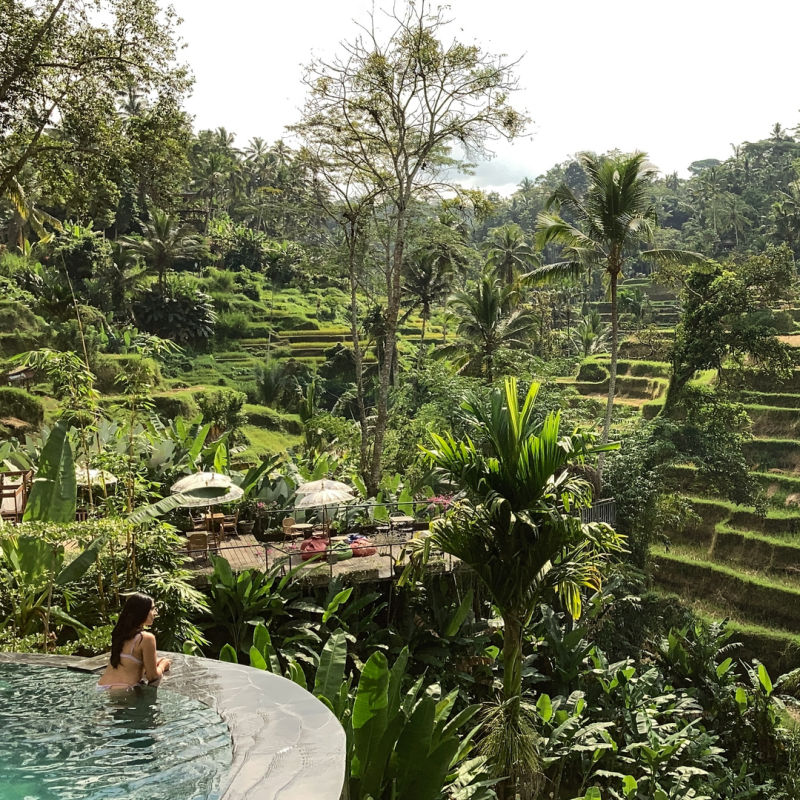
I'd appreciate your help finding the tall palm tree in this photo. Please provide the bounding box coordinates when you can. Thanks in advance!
[402,250,451,366]
[533,152,702,475]
[435,274,534,382]
[407,378,622,799]
[483,222,538,285]
[120,208,204,292]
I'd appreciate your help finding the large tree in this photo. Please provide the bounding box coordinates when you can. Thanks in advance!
[664,244,795,410]
[293,0,526,495]
[0,0,189,201]
[534,152,702,479]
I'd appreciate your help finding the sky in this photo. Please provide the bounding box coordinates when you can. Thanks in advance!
[171,0,800,196]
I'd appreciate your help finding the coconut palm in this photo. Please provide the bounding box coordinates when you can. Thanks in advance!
[402,250,451,365]
[572,309,610,357]
[435,274,534,382]
[483,222,538,285]
[408,378,623,798]
[120,208,204,292]
[533,152,703,474]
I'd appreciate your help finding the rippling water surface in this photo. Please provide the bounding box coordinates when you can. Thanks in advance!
[0,663,233,800]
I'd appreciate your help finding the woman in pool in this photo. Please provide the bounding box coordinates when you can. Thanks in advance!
[97,593,171,691]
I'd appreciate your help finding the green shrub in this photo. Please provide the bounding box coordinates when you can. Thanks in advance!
[152,391,200,420]
[0,300,47,333]
[198,388,248,439]
[641,399,664,420]
[204,268,236,292]
[216,311,250,340]
[245,322,273,339]
[134,278,216,344]
[93,354,162,393]
[576,359,608,382]
[0,331,42,357]
[243,403,303,434]
[0,386,44,425]
[772,310,795,334]
[271,313,319,331]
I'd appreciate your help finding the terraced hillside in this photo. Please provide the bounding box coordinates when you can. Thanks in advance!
[156,283,446,461]
[565,280,800,670]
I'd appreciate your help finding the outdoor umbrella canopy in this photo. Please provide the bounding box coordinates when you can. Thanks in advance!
[294,487,354,508]
[169,471,243,508]
[294,485,354,529]
[172,484,243,508]
[171,472,233,493]
[295,479,352,496]
[75,467,118,486]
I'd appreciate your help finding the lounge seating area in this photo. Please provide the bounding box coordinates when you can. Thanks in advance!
[182,507,440,583]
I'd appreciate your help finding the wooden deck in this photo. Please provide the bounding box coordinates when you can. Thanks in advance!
[185,530,459,585]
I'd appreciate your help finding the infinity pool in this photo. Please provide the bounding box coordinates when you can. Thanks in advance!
[0,663,233,800]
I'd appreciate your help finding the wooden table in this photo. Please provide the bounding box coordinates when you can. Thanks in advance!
[290,523,314,537]
[205,513,224,532]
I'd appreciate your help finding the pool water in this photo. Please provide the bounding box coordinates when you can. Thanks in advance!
[0,663,233,800]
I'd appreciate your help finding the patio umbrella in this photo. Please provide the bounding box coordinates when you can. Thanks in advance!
[295,479,352,495]
[75,467,118,486]
[294,485,354,529]
[171,471,232,493]
[170,471,243,509]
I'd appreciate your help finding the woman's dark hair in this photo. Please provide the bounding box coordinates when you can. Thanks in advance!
[109,593,154,668]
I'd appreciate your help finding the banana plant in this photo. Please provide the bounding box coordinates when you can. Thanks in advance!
[0,533,105,642]
[23,419,76,523]
[342,648,483,800]
[220,626,488,800]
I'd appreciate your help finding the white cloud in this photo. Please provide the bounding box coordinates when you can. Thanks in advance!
[173,0,800,194]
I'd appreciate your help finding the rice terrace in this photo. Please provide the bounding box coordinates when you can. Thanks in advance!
[2,1,800,798]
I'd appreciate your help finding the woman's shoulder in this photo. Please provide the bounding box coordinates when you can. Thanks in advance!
[139,631,156,644]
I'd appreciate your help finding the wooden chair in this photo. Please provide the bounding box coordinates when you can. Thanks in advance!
[221,511,239,538]
[186,532,209,561]
[189,512,206,531]
[282,516,296,541]
[0,471,28,523]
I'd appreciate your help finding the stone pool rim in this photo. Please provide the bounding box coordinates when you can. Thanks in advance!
[0,651,346,800]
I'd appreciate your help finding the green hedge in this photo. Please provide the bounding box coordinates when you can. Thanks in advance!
[0,300,47,333]
[152,391,200,420]
[0,386,44,425]
[576,360,608,382]
[93,354,162,394]
[243,403,303,434]
[0,331,42,357]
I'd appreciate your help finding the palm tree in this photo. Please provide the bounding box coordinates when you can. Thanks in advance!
[483,222,538,285]
[435,274,535,382]
[120,208,204,292]
[533,152,702,475]
[402,250,451,366]
[572,309,610,357]
[408,378,622,798]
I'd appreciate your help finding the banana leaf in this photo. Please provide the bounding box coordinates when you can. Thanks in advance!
[23,420,76,523]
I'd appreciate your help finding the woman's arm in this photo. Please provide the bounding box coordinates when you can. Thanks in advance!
[141,633,170,683]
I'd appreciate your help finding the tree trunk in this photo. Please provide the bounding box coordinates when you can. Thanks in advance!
[497,613,523,800]
[416,313,427,370]
[348,232,371,484]
[597,268,619,485]
[368,211,405,495]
